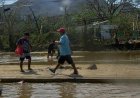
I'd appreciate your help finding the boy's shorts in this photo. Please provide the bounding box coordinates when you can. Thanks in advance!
[48,49,55,54]
[20,53,31,61]
[58,55,73,64]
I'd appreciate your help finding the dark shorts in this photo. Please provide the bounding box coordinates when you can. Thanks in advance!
[48,49,55,54]
[58,55,74,64]
[20,53,31,61]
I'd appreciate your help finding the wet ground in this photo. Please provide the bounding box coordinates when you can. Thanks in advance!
[0,51,140,98]
[1,83,140,98]
[0,51,140,65]
[0,51,140,81]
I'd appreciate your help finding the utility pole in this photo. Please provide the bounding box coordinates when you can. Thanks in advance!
[64,5,68,29]
[28,6,40,33]
[2,2,15,51]
[26,0,40,33]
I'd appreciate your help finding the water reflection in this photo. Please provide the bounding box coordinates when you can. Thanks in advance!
[2,83,19,98]
[18,83,32,98]
[1,83,140,98]
[31,83,61,98]
[59,83,76,98]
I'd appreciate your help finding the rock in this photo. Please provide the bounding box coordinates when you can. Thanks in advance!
[87,64,97,70]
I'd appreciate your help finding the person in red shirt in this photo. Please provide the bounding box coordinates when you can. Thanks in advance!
[16,33,32,72]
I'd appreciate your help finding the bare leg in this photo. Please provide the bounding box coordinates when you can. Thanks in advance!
[20,61,24,72]
[71,63,78,74]
[28,58,32,70]
[48,53,52,60]
[49,63,62,73]
[47,54,49,59]
[54,63,61,71]
[51,53,53,59]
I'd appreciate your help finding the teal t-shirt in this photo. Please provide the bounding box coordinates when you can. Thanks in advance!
[59,33,71,56]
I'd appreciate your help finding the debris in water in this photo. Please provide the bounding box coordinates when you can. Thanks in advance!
[18,80,25,84]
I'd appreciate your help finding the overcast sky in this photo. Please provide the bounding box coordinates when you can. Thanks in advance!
[0,0,18,5]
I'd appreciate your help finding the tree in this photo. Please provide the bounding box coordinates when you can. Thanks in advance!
[73,6,96,49]
[86,0,137,20]
[1,2,17,51]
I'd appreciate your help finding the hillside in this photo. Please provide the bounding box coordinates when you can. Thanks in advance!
[13,0,86,16]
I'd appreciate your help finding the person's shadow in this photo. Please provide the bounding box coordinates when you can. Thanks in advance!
[57,73,83,79]
[21,70,39,75]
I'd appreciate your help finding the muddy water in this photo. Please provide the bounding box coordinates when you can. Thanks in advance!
[0,51,140,64]
[1,83,140,98]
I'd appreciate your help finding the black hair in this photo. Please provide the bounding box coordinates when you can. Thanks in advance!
[53,40,55,42]
[24,33,30,36]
